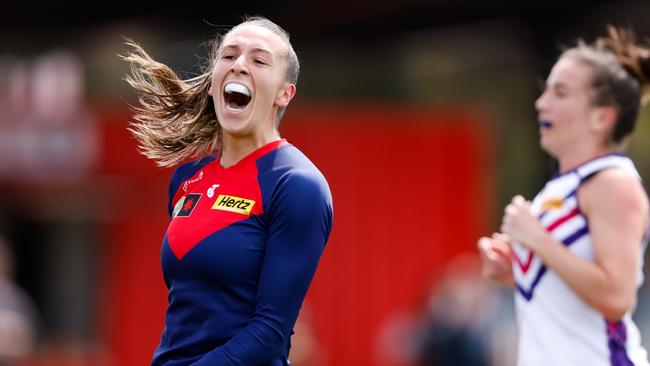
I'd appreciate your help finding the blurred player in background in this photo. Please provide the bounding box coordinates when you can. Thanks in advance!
[478,26,650,366]
[0,236,38,365]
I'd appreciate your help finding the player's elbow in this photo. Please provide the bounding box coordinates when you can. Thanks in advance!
[596,294,635,322]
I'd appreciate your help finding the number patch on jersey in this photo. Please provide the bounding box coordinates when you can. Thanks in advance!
[211,194,256,215]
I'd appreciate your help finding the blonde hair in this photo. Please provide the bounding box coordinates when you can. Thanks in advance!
[122,16,299,167]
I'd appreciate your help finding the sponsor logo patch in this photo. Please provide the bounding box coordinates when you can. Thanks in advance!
[182,171,204,192]
[207,184,220,198]
[173,193,202,218]
[541,197,564,211]
[211,194,255,215]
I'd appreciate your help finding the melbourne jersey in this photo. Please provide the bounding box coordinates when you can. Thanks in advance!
[151,139,333,366]
[512,154,649,366]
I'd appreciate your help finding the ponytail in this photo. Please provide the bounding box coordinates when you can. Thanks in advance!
[603,26,650,105]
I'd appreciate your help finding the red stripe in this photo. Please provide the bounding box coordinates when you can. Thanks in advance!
[513,251,535,273]
[546,207,579,232]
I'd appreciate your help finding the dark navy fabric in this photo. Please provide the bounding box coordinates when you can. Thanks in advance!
[151,141,333,366]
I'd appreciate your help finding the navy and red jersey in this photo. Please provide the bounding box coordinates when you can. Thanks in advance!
[151,139,333,366]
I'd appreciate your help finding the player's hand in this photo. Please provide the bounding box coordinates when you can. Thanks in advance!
[501,195,546,251]
[477,232,513,287]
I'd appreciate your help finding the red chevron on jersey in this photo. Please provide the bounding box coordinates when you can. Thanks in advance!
[513,251,535,274]
[166,141,285,259]
[167,161,263,260]
[513,207,580,274]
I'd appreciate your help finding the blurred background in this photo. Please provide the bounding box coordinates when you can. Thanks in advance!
[1,1,650,365]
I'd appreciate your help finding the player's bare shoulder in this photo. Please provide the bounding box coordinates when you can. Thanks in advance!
[579,168,648,219]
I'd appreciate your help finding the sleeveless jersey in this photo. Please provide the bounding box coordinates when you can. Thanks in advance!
[512,154,649,366]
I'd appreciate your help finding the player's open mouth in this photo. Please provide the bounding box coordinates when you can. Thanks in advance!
[224,83,252,110]
[538,119,552,129]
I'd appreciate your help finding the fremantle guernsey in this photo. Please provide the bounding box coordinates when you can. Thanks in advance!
[513,154,649,366]
[151,139,333,366]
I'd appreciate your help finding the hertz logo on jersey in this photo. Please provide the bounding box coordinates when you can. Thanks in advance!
[211,194,256,215]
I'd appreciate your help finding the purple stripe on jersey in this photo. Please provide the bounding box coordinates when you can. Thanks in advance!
[561,226,588,246]
[548,152,627,180]
[515,226,588,301]
[538,211,547,221]
[566,187,578,199]
[516,267,547,301]
[607,320,635,366]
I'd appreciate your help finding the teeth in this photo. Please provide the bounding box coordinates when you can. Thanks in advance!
[224,83,250,96]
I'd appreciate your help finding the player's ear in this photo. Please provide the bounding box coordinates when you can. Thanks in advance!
[275,82,296,107]
[590,105,616,133]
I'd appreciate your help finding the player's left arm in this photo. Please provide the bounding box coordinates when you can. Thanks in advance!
[574,169,648,320]
[519,169,648,321]
[191,171,333,365]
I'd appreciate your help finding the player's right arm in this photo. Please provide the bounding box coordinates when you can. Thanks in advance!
[478,232,515,288]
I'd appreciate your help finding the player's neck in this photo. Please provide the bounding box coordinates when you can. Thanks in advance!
[557,144,615,173]
[220,132,281,168]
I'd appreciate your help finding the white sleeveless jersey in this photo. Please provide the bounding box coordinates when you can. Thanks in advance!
[513,154,649,366]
